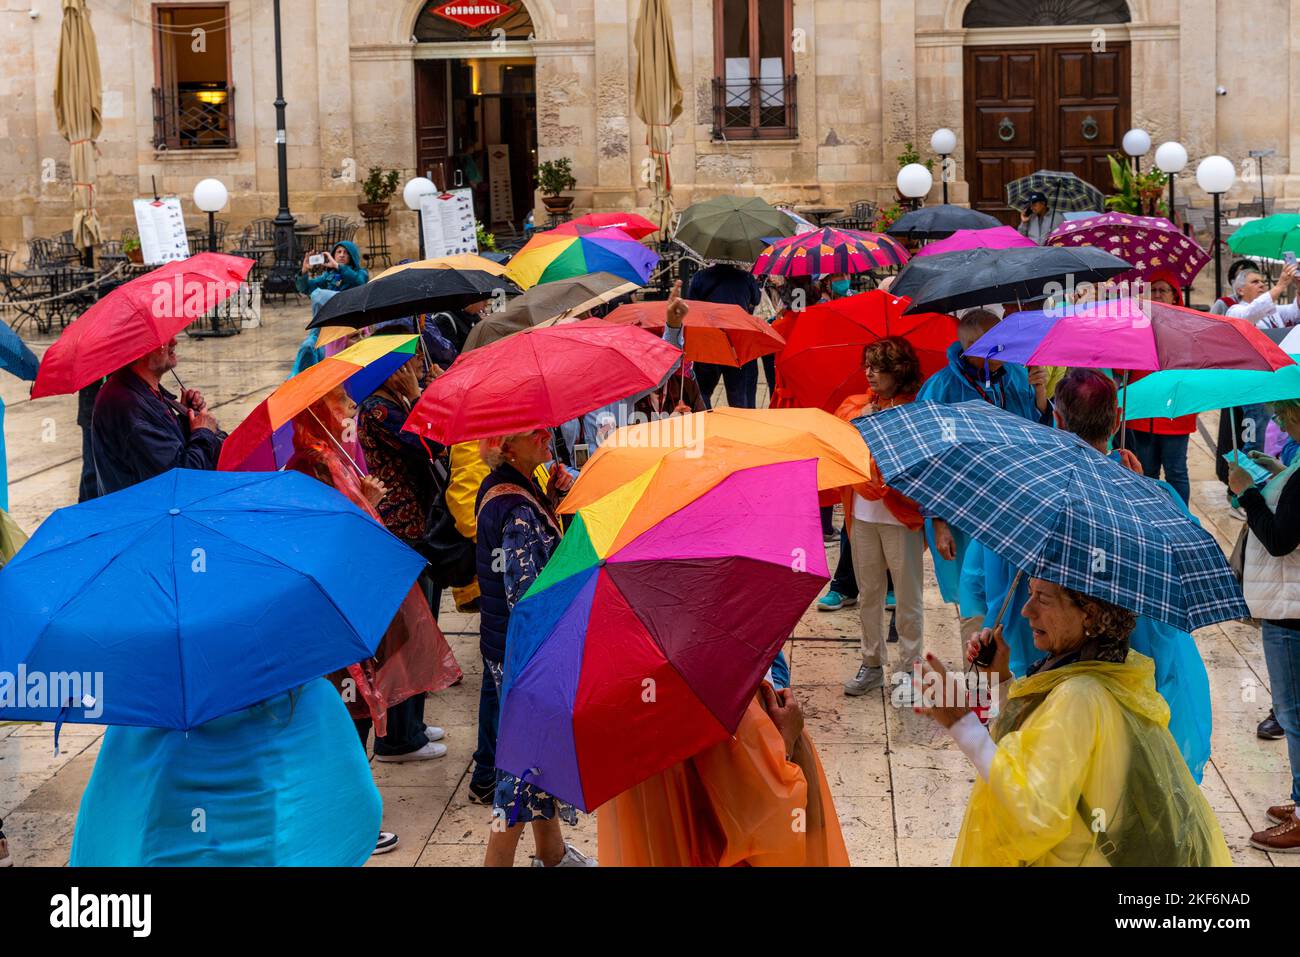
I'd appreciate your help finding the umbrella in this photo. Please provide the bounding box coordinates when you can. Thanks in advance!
[557,212,660,241]
[463,272,640,351]
[633,0,684,236]
[374,253,509,281]
[752,227,909,277]
[774,290,957,412]
[1227,213,1300,261]
[307,268,513,331]
[893,246,1132,315]
[504,227,658,290]
[855,401,1248,633]
[1005,170,1105,216]
[559,407,876,515]
[0,319,39,381]
[674,195,797,265]
[217,334,420,472]
[885,205,1002,241]
[54,0,102,252]
[1047,212,1211,287]
[0,507,26,571]
[1119,360,1300,422]
[31,253,254,398]
[402,317,682,445]
[496,457,828,812]
[913,226,1036,258]
[602,300,784,366]
[0,468,428,730]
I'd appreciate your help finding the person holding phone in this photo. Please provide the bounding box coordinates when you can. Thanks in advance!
[1016,191,1064,245]
[295,240,368,295]
[1226,263,1299,329]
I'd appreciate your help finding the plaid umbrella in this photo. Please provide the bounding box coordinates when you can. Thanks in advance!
[1048,212,1211,287]
[0,319,39,381]
[752,227,909,278]
[1006,171,1105,216]
[855,401,1247,633]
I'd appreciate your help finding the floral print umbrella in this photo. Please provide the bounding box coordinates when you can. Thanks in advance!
[1047,212,1211,288]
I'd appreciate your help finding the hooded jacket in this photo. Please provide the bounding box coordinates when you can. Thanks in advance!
[295,240,368,295]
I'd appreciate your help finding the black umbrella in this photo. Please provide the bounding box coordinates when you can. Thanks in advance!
[306,269,518,330]
[894,246,1132,315]
[886,205,1002,241]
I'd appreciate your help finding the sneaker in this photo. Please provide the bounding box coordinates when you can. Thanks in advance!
[885,590,896,611]
[0,821,10,867]
[818,591,846,612]
[1258,709,1285,740]
[374,741,448,763]
[844,664,884,696]
[1229,505,1246,521]
[372,831,400,856]
[1267,802,1297,826]
[1250,815,1300,853]
[823,531,836,543]
[424,726,446,743]
[532,842,597,867]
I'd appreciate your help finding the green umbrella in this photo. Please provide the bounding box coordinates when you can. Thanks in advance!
[1227,214,1300,260]
[1119,357,1300,421]
[673,195,796,265]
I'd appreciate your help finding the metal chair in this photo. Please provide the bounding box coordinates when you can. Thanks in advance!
[318,214,359,250]
[26,238,58,268]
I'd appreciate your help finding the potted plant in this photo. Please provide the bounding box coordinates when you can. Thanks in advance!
[123,235,143,264]
[476,221,498,252]
[872,202,904,233]
[358,167,401,219]
[1104,154,1169,217]
[536,157,577,214]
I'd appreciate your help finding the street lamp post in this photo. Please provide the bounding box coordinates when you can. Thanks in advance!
[267,0,296,294]
[1155,141,1188,222]
[897,164,933,211]
[930,129,957,205]
[403,176,435,260]
[193,178,228,253]
[1123,128,1151,176]
[1197,155,1237,301]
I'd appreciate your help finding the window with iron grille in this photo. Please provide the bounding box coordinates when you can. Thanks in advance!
[712,0,796,140]
[152,4,235,149]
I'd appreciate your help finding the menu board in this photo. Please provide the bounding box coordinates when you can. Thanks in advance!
[488,144,514,226]
[133,197,190,264]
[420,188,479,258]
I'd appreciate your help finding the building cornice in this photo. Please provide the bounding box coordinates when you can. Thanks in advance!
[350,39,594,61]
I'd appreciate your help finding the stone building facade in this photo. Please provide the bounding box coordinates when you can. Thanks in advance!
[3,0,1299,261]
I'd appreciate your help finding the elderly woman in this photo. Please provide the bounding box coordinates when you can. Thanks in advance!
[1230,396,1300,852]
[919,580,1231,866]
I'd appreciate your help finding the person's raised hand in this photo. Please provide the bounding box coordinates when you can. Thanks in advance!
[965,624,1011,682]
[188,407,218,434]
[181,388,207,413]
[1020,209,1031,224]
[1249,449,1286,475]
[549,461,574,493]
[666,280,688,329]
[323,251,339,270]
[392,360,421,401]
[933,519,956,561]
[301,252,312,274]
[759,683,805,759]
[361,475,388,507]
[916,654,972,729]
[1115,447,1144,475]
[1228,462,1257,496]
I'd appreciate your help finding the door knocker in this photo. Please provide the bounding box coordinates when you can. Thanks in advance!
[997,117,1016,142]
[1081,115,1099,141]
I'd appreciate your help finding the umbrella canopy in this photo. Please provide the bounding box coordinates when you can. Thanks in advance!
[1047,212,1211,288]
[602,300,784,366]
[1006,170,1105,215]
[557,213,660,242]
[0,319,39,381]
[402,317,681,444]
[374,253,509,281]
[1227,213,1300,261]
[505,227,658,290]
[856,401,1248,633]
[307,268,513,331]
[964,298,1295,372]
[885,205,1002,241]
[893,246,1131,315]
[559,407,876,514]
[674,195,797,265]
[54,0,102,251]
[752,227,909,277]
[463,272,640,351]
[633,0,684,235]
[0,469,427,730]
[775,290,957,412]
[496,457,828,812]
[1119,358,1300,421]
[913,226,1036,258]
[217,334,420,472]
[32,253,254,398]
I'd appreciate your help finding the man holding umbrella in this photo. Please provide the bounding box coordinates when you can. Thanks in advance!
[1018,192,1064,246]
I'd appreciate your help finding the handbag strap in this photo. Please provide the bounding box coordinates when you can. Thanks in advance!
[476,481,562,539]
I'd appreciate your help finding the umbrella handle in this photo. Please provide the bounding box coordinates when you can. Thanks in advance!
[308,408,365,477]
[1119,369,1129,451]
[970,568,1024,672]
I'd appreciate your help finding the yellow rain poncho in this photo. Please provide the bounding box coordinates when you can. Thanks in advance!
[954,652,1231,867]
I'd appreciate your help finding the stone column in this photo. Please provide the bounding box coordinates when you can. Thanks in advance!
[591,0,635,210]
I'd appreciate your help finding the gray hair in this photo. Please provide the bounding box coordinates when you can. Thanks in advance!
[1232,269,1260,296]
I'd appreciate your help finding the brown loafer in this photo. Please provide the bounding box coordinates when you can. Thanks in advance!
[1267,802,1297,826]
[1250,816,1300,853]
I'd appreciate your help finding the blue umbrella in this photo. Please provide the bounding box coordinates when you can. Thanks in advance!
[0,468,427,731]
[0,319,39,381]
[855,401,1247,633]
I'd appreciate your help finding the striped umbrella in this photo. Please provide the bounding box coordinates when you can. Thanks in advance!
[1006,170,1105,215]
[752,227,908,278]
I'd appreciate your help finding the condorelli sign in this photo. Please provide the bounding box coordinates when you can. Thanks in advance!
[431,1,513,29]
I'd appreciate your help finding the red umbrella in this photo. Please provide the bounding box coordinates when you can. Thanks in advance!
[774,290,957,413]
[555,212,659,240]
[402,317,682,445]
[32,253,254,398]
[602,300,784,366]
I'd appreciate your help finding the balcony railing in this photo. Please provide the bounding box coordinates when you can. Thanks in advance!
[711,75,797,140]
[152,85,236,150]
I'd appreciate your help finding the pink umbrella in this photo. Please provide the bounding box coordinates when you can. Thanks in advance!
[913,226,1037,258]
[1047,212,1211,288]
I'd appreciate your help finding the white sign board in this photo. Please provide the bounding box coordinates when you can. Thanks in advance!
[420,188,479,258]
[133,197,190,265]
[488,144,514,226]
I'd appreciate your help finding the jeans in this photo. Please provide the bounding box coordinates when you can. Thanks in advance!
[694,361,758,409]
[1241,403,1270,454]
[1262,622,1300,803]
[78,424,99,503]
[1127,431,1191,504]
[830,525,859,598]
[355,693,428,756]
[471,655,502,789]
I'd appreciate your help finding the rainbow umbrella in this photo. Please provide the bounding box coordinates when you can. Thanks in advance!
[505,227,658,290]
[752,226,909,277]
[496,457,828,812]
[218,334,419,472]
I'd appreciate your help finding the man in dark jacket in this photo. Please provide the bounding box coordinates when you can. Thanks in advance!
[91,337,225,496]
[687,263,762,408]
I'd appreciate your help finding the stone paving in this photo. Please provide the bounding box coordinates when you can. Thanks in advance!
[1,300,1296,867]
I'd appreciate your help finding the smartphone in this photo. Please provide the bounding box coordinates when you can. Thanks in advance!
[573,443,590,468]
[1285,251,1297,269]
[308,254,325,267]
[1223,450,1271,486]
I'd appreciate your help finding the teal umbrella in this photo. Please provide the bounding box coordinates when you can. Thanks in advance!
[1119,356,1300,421]
[1227,214,1300,260]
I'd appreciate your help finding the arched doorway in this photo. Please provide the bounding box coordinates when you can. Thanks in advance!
[961,0,1133,222]
[413,4,538,231]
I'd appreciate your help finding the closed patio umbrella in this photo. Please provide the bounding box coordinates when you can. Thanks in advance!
[634,0,684,235]
[54,0,103,254]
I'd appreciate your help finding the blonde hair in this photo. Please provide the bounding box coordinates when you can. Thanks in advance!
[479,430,548,469]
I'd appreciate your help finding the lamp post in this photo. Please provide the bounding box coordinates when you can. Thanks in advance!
[1196,155,1236,301]
[193,178,228,253]
[930,128,957,205]
[1123,128,1151,175]
[1154,141,1187,222]
[897,164,933,211]
[266,0,296,294]
[403,176,435,260]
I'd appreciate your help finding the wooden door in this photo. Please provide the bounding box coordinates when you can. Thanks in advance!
[1051,44,1129,194]
[414,60,452,191]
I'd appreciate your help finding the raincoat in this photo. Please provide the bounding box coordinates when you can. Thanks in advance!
[294,240,367,295]
[597,694,849,866]
[953,652,1231,867]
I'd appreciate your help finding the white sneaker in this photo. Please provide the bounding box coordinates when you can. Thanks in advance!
[375,741,448,763]
[531,842,598,867]
[424,726,445,743]
[372,831,400,856]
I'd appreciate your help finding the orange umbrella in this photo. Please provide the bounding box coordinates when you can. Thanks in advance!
[602,300,784,366]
